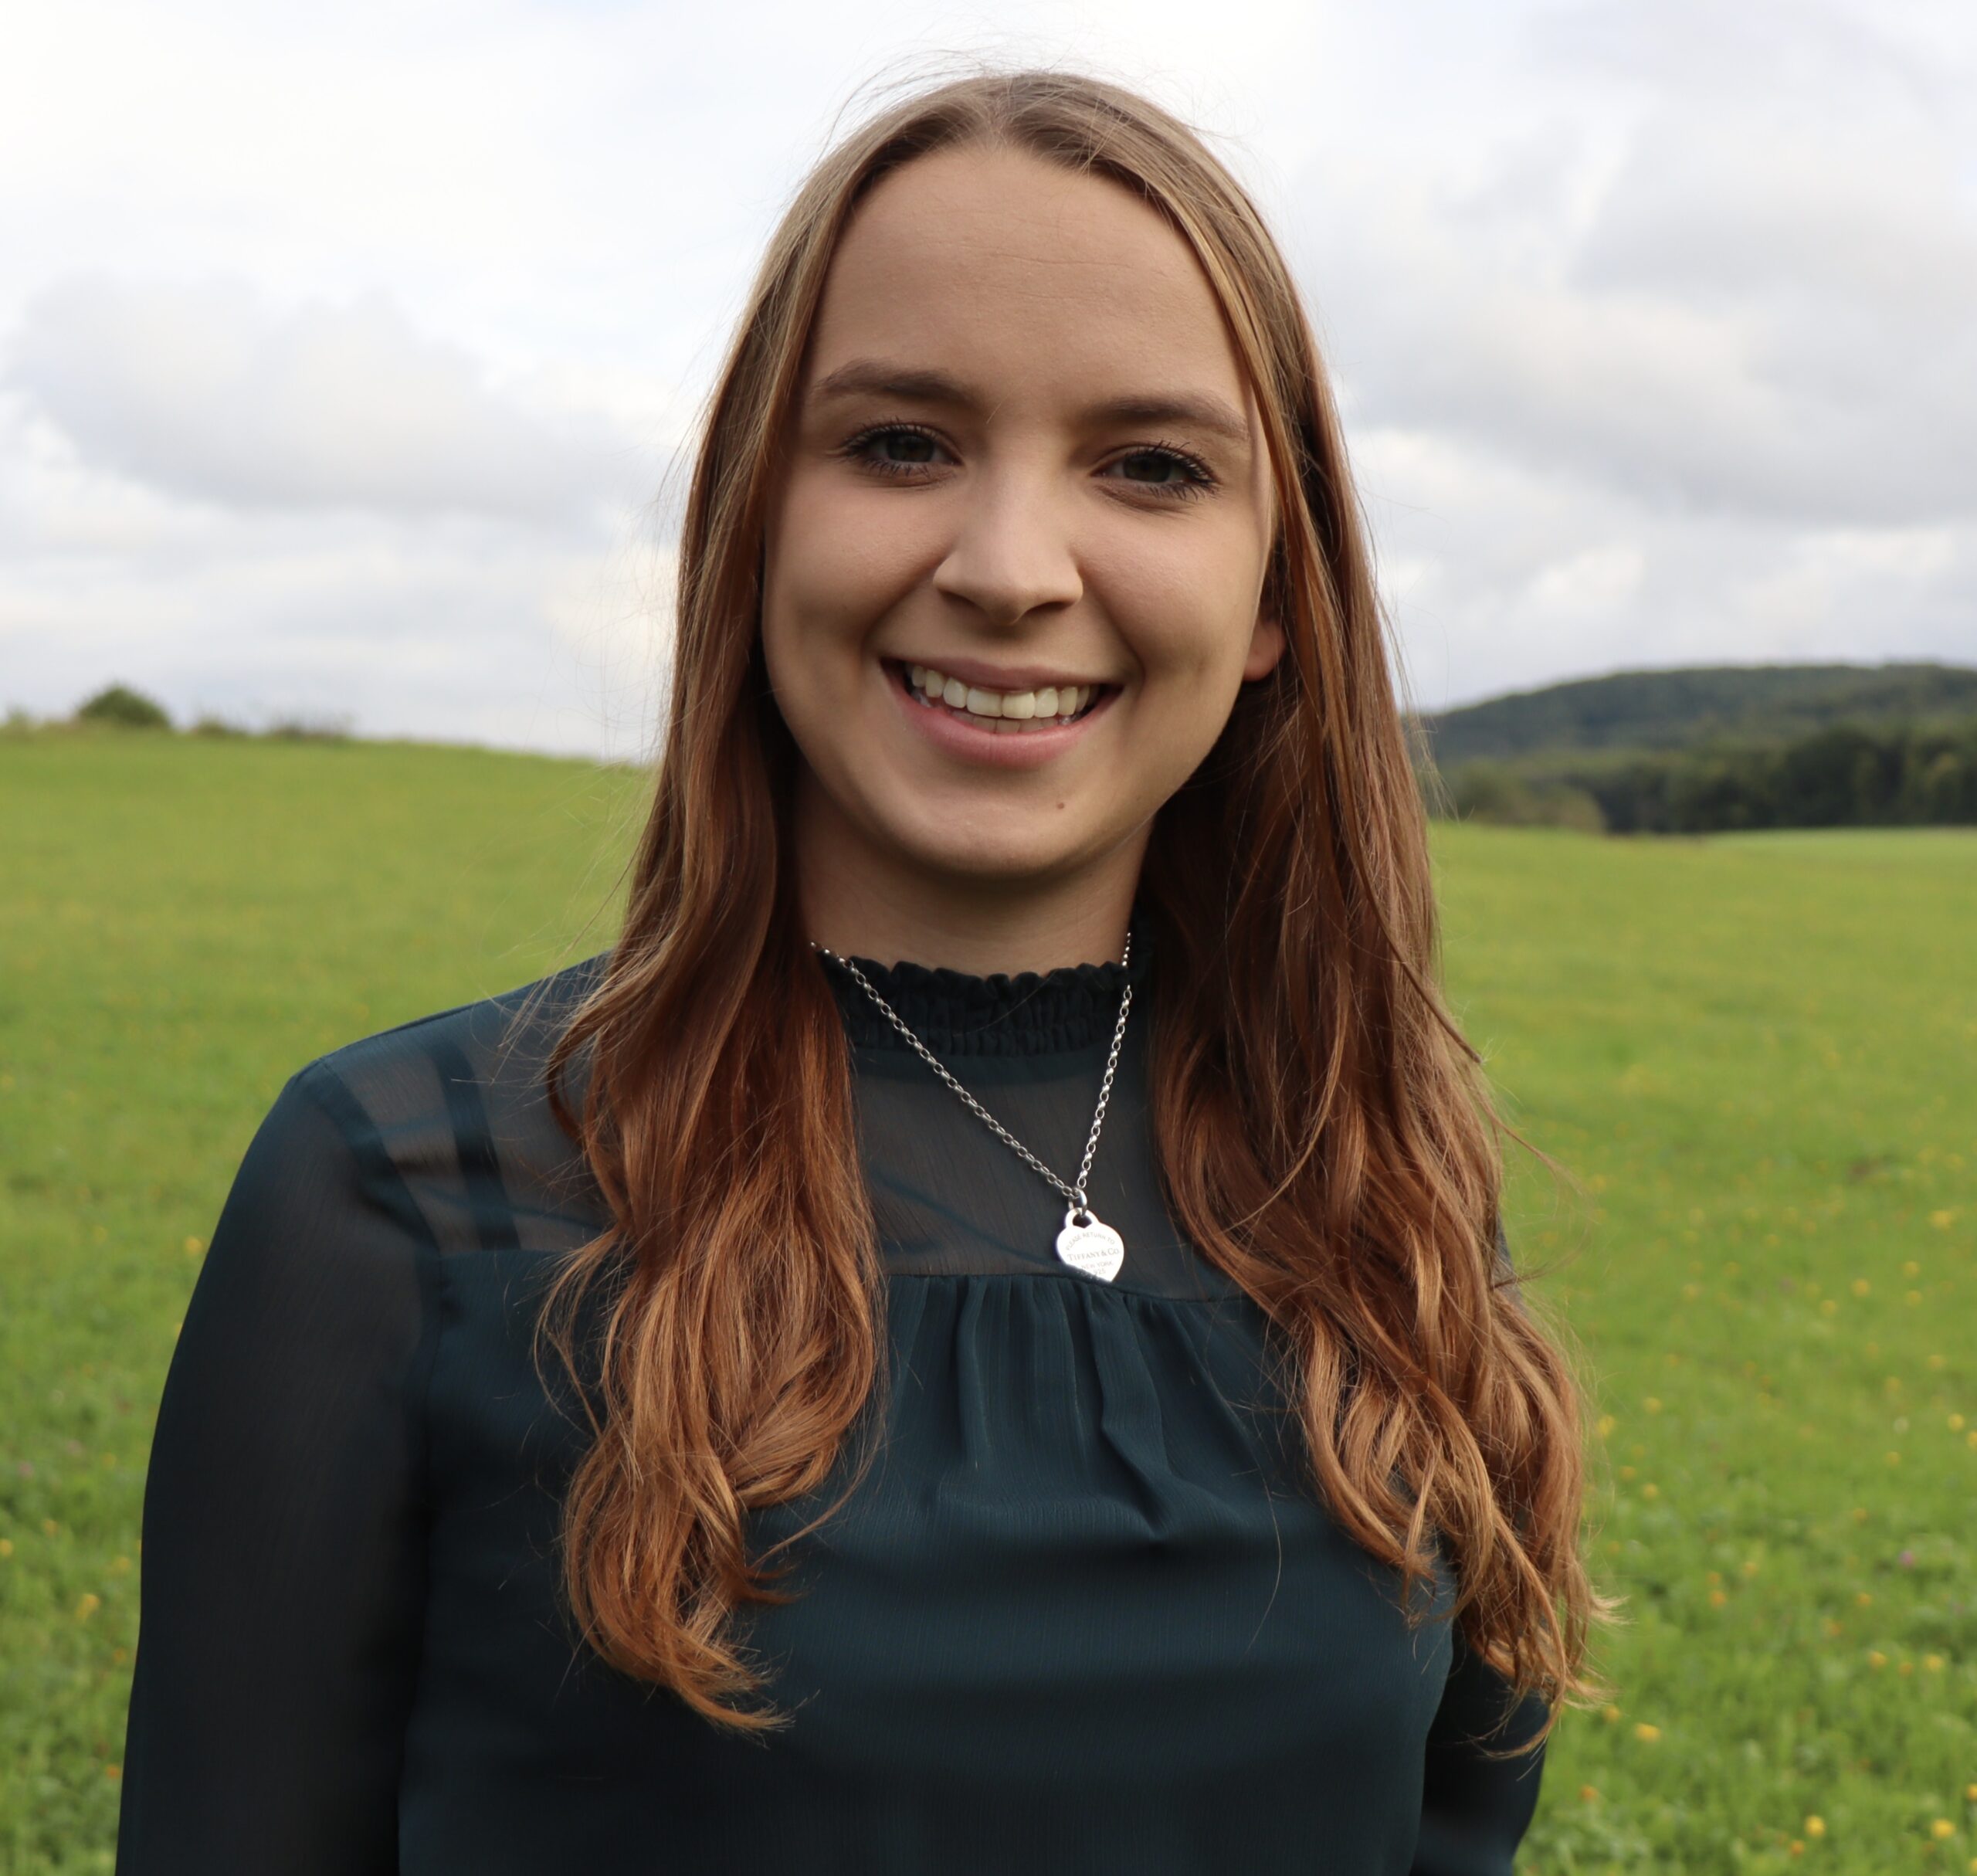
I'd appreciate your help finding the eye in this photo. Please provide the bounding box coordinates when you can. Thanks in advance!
[1104,443,1217,502]
[840,423,952,478]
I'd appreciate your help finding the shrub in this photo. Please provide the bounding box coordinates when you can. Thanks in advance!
[263,714,353,742]
[74,684,173,731]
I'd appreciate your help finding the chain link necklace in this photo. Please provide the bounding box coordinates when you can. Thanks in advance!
[813,935,1135,1282]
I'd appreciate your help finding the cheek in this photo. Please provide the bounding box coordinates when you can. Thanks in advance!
[761,479,919,766]
[1100,541,1264,687]
[765,473,918,654]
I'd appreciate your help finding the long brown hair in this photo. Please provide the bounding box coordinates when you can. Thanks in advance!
[534,64,1614,1742]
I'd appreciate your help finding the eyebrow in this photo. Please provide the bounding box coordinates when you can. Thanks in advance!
[806,360,1253,449]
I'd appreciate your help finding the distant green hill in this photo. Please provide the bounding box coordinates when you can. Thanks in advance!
[1417,661,1977,768]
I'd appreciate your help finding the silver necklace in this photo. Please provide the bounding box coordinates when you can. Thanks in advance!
[813,935,1135,1282]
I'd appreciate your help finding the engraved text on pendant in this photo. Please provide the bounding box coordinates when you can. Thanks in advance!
[1055,1207,1125,1282]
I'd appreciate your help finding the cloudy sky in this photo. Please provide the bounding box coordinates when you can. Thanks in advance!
[5,0,1973,759]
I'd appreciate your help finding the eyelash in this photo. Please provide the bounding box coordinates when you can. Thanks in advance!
[838,422,1219,503]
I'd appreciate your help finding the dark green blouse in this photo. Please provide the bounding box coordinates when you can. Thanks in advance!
[116,943,1548,1873]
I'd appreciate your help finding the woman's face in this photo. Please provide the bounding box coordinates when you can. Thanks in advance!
[761,142,1283,909]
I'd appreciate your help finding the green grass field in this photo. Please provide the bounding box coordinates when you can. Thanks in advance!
[2,730,1971,1874]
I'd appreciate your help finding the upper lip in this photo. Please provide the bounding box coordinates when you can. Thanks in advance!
[887,653,1118,693]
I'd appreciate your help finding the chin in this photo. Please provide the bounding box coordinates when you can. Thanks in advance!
[887,819,1097,889]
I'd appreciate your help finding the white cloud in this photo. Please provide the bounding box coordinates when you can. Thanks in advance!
[7,275,651,523]
[1524,544,1646,618]
[1302,86,1977,526]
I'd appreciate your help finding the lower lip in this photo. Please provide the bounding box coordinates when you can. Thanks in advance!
[887,664,1115,769]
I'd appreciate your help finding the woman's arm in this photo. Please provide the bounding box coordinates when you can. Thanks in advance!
[116,1063,436,1874]
[1410,1213,1552,1873]
[1410,1627,1551,1875]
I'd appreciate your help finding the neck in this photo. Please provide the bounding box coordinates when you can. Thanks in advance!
[795,789,1143,978]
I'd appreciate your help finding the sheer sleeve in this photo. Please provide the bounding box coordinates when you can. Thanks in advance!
[1409,1627,1550,1874]
[115,1060,436,1874]
[1409,1213,1551,1872]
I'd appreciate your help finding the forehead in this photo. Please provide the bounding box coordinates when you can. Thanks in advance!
[802,143,1253,417]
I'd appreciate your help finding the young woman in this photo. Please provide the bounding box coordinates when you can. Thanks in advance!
[117,67,1607,1875]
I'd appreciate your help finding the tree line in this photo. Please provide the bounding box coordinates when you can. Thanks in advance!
[1436,718,1977,833]
[2,683,351,742]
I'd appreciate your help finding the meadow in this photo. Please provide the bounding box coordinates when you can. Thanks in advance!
[1,730,1971,1873]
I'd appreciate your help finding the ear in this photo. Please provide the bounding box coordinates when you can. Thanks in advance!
[1241,609,1287,683]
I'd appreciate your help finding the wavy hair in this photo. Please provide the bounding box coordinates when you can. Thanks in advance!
[533,64,1615,1743]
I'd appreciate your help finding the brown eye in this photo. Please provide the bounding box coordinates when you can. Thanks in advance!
[1106,443,1216,502]
[843,424,950,477]
[1119,450,1182,483]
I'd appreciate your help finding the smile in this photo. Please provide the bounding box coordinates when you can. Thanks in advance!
[890,660,1109,734]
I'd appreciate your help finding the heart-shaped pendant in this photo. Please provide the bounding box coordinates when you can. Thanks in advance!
[1055,1206,1125,1282]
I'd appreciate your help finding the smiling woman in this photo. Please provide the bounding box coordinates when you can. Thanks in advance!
[115,66,1610,1876]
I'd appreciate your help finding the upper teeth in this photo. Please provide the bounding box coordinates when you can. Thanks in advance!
[906,664,1094,723]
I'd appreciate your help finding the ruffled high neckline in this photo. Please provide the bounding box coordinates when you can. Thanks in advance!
[823,925,1149,1057]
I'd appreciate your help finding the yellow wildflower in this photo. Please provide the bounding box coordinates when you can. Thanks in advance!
[1924,1654,1945,1672]
[1851,1278,1870,1297]
[1633,1722,1660,1743]
[1805,1816,1826,1839]
[1930,1819,1953,1840]
[75,1593,100,1620]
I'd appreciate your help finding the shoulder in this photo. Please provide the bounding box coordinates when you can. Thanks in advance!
[300,950,610,1105]
[258,952,614,1257]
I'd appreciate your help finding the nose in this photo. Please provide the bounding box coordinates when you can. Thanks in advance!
[929,461,1084,629]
